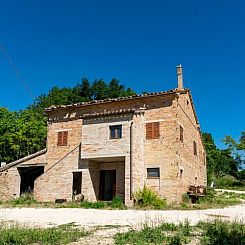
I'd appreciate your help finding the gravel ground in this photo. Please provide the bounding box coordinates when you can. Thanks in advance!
[0,204,244,228]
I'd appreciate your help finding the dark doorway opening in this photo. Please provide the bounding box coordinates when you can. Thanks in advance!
[18,166,44,194]
[72,172,82,195]
[99,170,116,201]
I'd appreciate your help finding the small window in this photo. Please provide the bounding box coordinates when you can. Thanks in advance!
[180,169,183,179]
[180,125,183,143]
[193,141,197,155]
[57,131,68,146]
[147,168,160,178]
[146,122,160,139]
[110,125,122,139]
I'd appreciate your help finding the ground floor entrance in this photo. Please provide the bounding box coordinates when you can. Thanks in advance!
[99,170,116,201]
[18,166,44,194]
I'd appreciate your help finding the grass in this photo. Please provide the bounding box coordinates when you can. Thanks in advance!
[0,194,127,210]
[216,186,245,191]
[0,189,244,210]
[115,220,245,245]
[134,185,167,209]
[115,220,192,245]
[199,220,245,245]
[177,189,245,210]
[0,223,88,245]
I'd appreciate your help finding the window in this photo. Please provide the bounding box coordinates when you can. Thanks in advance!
[180,169,183,179]
[146,122,160,139]
[110,125,122,139]
[193,141,197,155]
[147,168,160,178]
[57,131,68,146]
[180,125,183,143]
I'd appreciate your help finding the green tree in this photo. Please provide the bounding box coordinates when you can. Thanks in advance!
[202,133,239,183]
[223,132,245,180]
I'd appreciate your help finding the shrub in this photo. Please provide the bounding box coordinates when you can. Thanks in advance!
[134,186,167,209]
[111,196,125,209]
[11,192,38,206]
[181,193,191,204]
[80,200,105,209]
[200,220,245,245]
[215,175,244,188]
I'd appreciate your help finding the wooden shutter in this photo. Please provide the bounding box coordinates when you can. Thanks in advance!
[193,141,197,155]
[180,125,183,142]
[57,131,68,146]
[146,123,153,139]
[153,122,160,138]
[57,132,63,146]
[146,122,160,139]
[63,131,68,146]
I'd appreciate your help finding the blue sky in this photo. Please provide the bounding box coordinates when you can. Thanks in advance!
[0,0,244,148]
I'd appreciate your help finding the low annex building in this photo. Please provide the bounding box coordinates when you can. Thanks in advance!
[0,65,206,205]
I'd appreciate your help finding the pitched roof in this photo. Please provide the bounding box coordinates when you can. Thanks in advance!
[44,87,200,127]
[45,88,183,112]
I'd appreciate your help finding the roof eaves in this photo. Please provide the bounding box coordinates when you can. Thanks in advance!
[45,89,186,112]
[0,149,47,172]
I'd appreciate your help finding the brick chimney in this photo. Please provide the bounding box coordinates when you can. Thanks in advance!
[176,64,183,90]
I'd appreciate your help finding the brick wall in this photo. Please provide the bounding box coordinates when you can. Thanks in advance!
[0,91,206,205]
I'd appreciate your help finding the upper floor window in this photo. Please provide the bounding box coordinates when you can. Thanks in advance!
[146,122,160,139]
[180,125,184,143]
[110,125,122,139]
[147,167,160,178]
[57,131,68,146]
[193,141,197,156]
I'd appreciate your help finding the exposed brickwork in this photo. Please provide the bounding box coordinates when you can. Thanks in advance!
[0,87,206,205]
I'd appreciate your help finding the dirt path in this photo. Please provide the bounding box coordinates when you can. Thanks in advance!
[0,204,244,228]
[215,188,245,194]
[0,205,244,244]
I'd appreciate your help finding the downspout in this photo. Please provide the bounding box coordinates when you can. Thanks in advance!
[130,121,133,199]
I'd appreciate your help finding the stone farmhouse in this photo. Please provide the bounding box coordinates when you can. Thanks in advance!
[0,65,206,205]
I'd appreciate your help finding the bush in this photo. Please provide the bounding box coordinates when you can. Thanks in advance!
[134,186,167,209]
[11,192,38,206]
[111,196,125,209]
[215,175,244,188]
[181,193,191,204]
[200,220,245,245]
[80,200,105,209]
